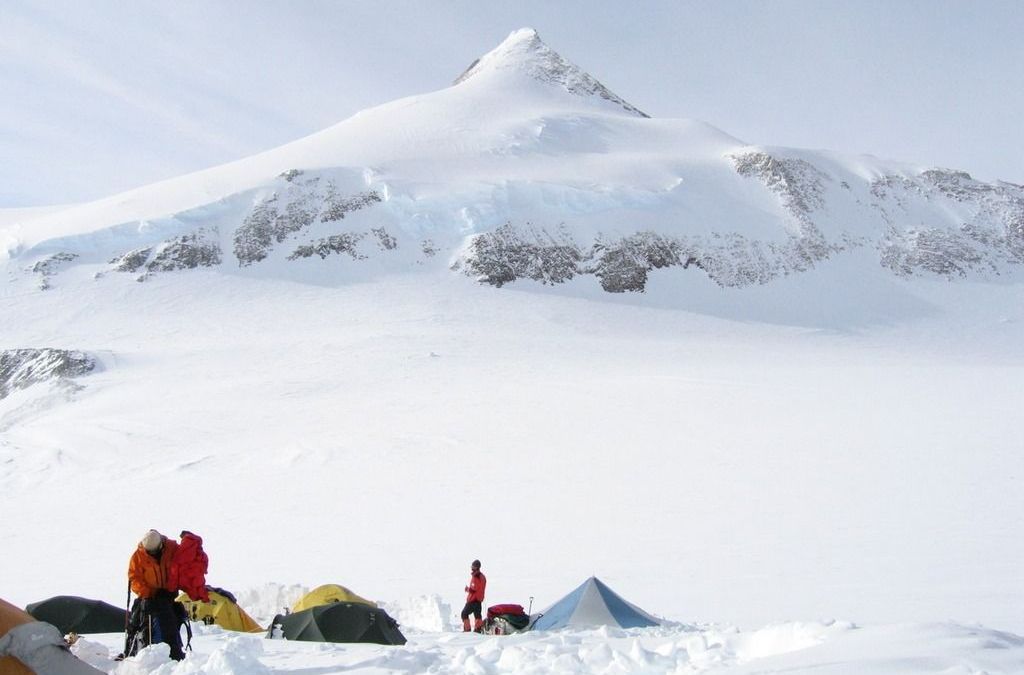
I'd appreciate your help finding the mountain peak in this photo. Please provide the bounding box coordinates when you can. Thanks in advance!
[453,28,649,118]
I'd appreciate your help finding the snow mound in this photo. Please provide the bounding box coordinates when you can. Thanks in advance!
[380,595,456,633]
[726,620,855,662]
[193,635,270,675]
[112,634,269,675]
[69,636,114,670]
[235,584,308,626]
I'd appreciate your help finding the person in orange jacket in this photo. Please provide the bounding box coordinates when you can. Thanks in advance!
[128,530,178,599]
[460,559,487,632]
[123,530,185,661]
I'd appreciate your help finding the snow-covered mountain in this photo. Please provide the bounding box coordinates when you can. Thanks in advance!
[3,28,1021,296]
[3,29,1024,674]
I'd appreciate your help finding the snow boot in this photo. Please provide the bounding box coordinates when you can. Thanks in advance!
[473,618,485,633]
[462,618,471,632]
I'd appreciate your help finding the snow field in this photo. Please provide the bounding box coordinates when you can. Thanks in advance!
[2,270,1022,635]
[67,619,1024,674]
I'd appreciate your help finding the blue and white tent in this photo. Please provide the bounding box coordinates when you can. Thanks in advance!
[531,577,661,630]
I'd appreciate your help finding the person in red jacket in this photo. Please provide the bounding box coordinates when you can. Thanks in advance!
[460,559,486,632]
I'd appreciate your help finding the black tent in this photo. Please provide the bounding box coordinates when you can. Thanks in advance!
[271,602,406,645]
[25,596,127,635]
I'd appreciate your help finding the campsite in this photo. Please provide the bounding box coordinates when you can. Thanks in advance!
[1,578,676,674]
[5,581,1024,674]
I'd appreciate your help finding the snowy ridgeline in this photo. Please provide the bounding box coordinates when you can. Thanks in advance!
[458,161,1024,292]
[13,159,1024,295]
[68,618,1024,674]
[5,27,1023,297]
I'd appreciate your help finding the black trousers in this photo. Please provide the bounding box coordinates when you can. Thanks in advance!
[126,595,185,661]
[461,601,482,621]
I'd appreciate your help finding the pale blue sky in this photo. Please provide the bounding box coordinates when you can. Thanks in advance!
[2,0,1021,206]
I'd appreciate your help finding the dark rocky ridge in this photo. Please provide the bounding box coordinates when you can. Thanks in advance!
[29,252,78,290]
[872,169,1024,277]
[455,156,1022,292]
[456,223,836,293]
[23,155,1024,294]
[233,175,382,266]
[0,349,96,399]
[109,228,222,281]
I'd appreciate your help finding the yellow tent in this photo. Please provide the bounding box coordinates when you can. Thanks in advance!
[291,584,377,613]
[177,589,262,633]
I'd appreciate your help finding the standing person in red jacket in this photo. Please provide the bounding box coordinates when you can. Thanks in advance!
[461,559,486,632]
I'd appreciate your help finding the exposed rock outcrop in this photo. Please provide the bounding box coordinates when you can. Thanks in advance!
[109,229,222,281]
[458,222,841,293]
[460,223,583,287]
[732,152,829,225]
[592,232,689,292]
[289,233,366,261]
[233,176,382,266]
[0,349,96,399]
[871,169,1024,277]
[28,253,78,290]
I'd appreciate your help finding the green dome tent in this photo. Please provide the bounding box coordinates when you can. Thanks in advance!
[271,603,406,645]
[24,596,126,635]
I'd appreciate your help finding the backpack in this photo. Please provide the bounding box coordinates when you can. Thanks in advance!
[486,603,531,632]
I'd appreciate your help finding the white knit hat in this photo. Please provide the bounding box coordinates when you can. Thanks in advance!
[141,529,163,552]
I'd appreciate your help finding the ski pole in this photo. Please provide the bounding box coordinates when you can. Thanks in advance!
[122,581,131,656]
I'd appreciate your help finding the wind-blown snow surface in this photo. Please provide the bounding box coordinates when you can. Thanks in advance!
[67,619,1024,674]
[2,26,1024,674]
[1,268,1023,673]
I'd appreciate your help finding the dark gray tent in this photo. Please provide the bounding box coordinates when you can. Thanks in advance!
[271,603,406,645]
[25,596,126,635]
